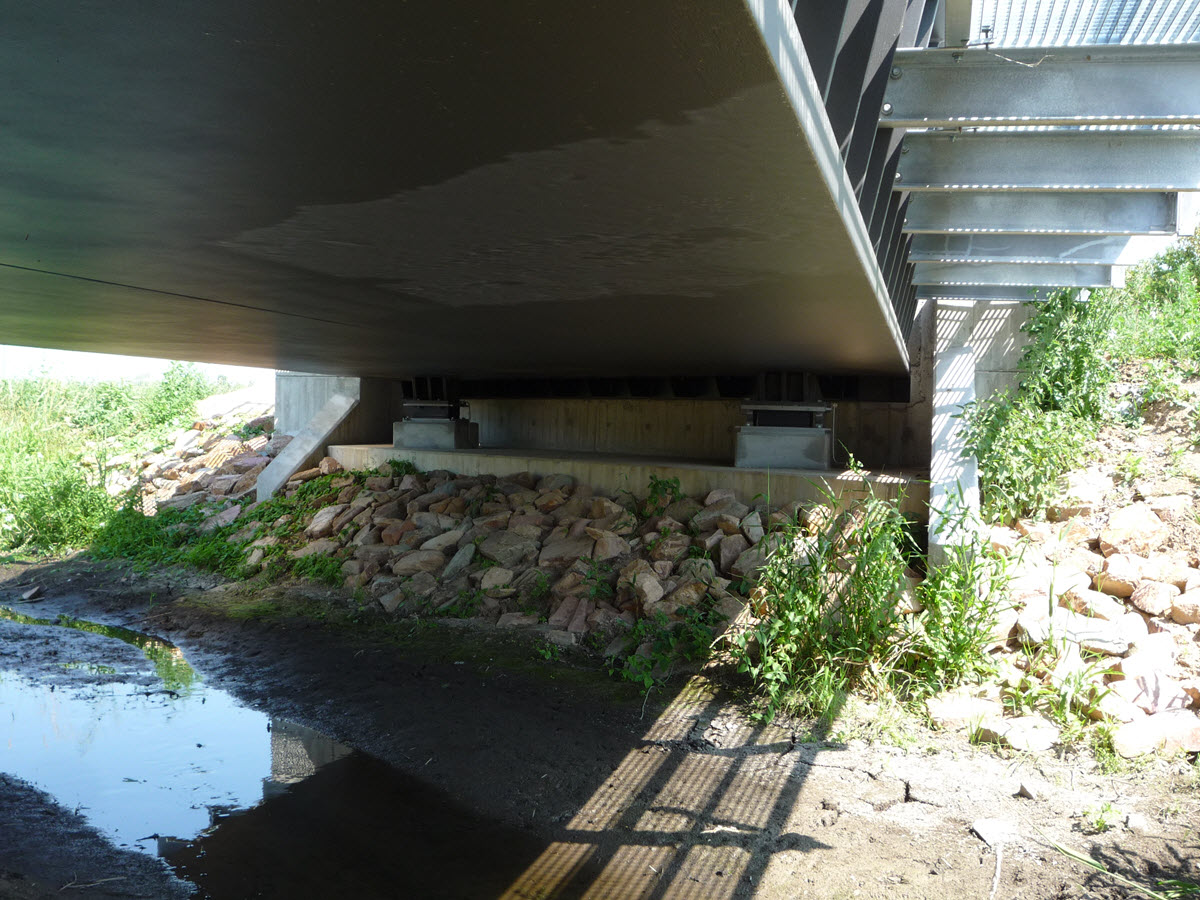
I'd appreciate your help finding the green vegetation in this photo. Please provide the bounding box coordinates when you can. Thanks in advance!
[727,484,1004,723]
[91,470,367,585]
[609,599,727,693]
[965,231,1200,524]
[962,290,1107,523]
[90,497,246,578]
[1108,230,1200,364]
[641,474,683,517]
[0,363,219,554]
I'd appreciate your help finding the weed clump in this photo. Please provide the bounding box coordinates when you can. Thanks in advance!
[728,485,1004,722]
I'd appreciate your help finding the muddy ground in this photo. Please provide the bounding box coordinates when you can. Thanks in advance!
[1,555,1198,900]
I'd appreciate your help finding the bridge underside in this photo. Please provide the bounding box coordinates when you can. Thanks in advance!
[1,1,908,380]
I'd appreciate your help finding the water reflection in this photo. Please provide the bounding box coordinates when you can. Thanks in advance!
[2,608,559,897]
[0,670,331,854]
[0,607,351,861]
[0,605,197,693]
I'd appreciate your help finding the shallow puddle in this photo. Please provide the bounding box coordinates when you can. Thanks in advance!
[1,607,569,898]
[0,606,352,859]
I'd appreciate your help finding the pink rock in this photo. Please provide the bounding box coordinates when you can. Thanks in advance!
[1172,590,1200,625]
[1114,710,1200,757]
[304,504,349,540]
[1129,581,1180,617]
[718,534,750,574]
[1100,503,1169,557]
[1062,587,1127,621]
[538,536,595,568]
[547,596,581,630]
[1095,554,1143,598]
[1110,670,1192,715]
[568,598,595,633]
[391,550,446,576]
[497,612,538,628]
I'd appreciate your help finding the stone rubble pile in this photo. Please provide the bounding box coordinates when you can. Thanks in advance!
[930,463,1200,758]
[252,461,815,651]
[133,415,286,515]
[117,418,829,656]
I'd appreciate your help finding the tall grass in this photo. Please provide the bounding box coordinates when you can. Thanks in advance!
[0,379,114,553]
[729,485,1004,722]
[0,363,216,554]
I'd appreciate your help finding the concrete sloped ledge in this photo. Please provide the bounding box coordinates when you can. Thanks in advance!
[330,444,928,515]
[256,381,361,501]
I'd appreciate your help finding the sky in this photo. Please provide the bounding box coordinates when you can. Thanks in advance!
[0,344,275,387]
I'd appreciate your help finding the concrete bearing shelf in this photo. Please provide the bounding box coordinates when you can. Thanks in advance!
[329,444,929,516]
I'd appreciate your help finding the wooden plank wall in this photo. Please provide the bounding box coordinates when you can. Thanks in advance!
[467,399,744,462]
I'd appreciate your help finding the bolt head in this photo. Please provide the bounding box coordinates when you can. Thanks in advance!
[881,103,894,116]
[890,66,902,79]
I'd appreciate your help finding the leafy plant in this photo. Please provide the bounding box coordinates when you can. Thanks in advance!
[1136,359,1187,411]
[641,474,683,517]
[609,599,726,693]
[581,559,614,601]
[1117,452,1146,484]
[141,362,213,428]
[963,392,1094,524]
[529,571,551,602]
[291,553,345,587]
[1018,289,1115,420]
[442,589,484,619]
[728,485,917,721]
[1082,800,1121,835]
[963,289,1116,524]
[902,534,1005,697]
[387,458,419,477]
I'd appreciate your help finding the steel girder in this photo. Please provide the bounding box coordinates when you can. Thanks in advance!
[896,131,1200,192]
[909,234,1178,265]
[912,262,1114,287]
[916,285,1066,302]
[885,46,1200,128]
[903,191,1180,235]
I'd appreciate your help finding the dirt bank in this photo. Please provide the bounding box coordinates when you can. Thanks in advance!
[2,555,1198,899]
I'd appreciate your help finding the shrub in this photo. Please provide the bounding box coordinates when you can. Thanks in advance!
[0,380,115,552]
[1107,229,1200,366]
[1017,289,1114,420]
[963,395,1093,524]
[141,362,213,428]
[728,484,1005,722]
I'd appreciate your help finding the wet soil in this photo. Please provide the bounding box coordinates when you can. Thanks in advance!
[2,555,1199,899]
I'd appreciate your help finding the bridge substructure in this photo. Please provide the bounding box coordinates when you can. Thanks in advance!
[4,1,1200,532]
